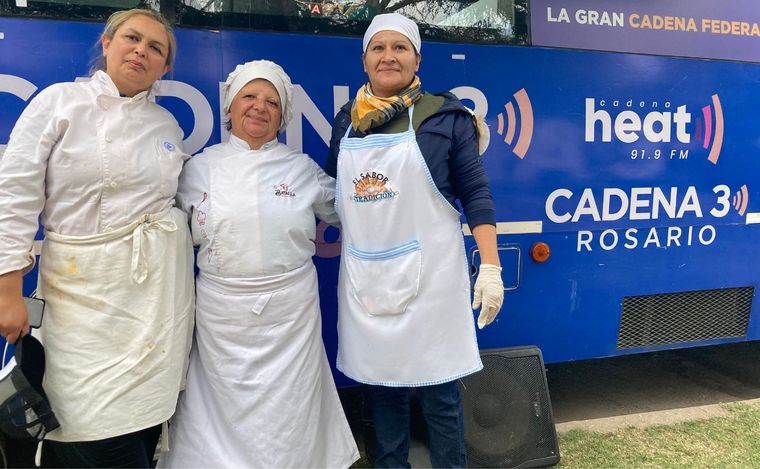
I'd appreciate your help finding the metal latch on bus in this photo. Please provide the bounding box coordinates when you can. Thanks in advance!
[470,243,521,291]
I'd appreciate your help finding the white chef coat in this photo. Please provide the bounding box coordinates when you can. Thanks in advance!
[0,71,194,441]
[161,136,358,468]
[0,70,187,275]
[176,135,339,276]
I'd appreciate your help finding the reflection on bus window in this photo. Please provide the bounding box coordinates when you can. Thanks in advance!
[177,0,527,44]
[29,0,143,7]
[1,0,151,21]
[1,0,527,44]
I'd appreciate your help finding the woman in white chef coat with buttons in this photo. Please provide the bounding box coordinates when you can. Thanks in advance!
[157,60,359,469]
[0,8,194,468]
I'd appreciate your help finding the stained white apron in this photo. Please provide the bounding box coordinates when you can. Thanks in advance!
[335,105,483,386]
[158,261,359,468]
[38,207,195,441]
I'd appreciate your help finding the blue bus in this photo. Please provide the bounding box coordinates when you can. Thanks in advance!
[2,0,759,413]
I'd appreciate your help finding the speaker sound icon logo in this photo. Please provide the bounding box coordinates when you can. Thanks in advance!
[694,94,724,164]
[733,184,749,216]
[496,88,533,159]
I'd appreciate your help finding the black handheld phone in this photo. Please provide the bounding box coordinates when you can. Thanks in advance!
[23,297,45,328]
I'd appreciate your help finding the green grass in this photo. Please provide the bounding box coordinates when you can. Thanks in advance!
[349,402,760,468]
[558,402,760,468]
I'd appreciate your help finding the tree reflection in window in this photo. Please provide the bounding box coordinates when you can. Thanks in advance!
[177,0,528,44]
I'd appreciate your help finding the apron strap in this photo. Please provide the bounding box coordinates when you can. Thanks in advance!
[342,104,417,138]
[343,120,352,139]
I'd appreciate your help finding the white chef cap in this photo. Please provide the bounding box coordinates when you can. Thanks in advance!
[362,13,421,54]
[222,60,293,132]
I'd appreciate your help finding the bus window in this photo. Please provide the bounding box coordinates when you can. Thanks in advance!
[1,0,148,21]
[176,0,528,44]
[30,0,141,7]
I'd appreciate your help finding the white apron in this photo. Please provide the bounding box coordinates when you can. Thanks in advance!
[158,262,359,468]
[335,106,483,386]
[38,207,195,441]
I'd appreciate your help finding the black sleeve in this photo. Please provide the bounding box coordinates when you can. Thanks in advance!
[325,108,352,178]
[448,111,496,228]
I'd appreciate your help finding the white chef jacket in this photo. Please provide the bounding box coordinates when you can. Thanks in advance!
[176,134,339,276]
[0,71,194,441]
[161,136,357,468]
[0,71,187,275]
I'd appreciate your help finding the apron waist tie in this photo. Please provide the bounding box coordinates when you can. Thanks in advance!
[121,215,178,284]
[161,420,170,452]
[45,209,178,284]
[35,441,42,467]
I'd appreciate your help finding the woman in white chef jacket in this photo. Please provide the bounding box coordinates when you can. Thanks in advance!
[0,9,194,468]
[157,60,359,469]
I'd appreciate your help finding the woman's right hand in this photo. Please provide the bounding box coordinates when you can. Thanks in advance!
[0,271,29,344]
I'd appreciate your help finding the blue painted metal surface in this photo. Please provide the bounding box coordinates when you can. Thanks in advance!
[2,17,759,385]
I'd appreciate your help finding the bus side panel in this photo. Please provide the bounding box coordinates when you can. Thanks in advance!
[2,19,759,378]
[416,45,760,363]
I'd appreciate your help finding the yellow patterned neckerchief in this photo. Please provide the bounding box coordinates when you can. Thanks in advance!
[350,76,423,133]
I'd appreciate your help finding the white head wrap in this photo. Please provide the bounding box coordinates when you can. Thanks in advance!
[222,60,294,132]
[362,13,421,54]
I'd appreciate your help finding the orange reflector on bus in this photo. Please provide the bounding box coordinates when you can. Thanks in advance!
[530,242,550,263]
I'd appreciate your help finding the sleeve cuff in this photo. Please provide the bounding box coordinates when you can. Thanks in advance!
[464,209,496,228]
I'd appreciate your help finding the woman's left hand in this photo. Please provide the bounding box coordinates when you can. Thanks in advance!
[472,264,504,329]
[0,270,30,344]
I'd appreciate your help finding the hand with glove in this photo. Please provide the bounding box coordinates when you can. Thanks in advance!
[472,264,504,329]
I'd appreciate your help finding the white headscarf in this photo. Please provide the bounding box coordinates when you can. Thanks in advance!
[362,13,421,54]
[222,60,294,132]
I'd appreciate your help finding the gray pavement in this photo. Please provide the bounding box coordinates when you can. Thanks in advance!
[546,340,760,431]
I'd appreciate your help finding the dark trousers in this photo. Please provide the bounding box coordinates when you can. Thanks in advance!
[369,381,467,468]
[45,424,161,468]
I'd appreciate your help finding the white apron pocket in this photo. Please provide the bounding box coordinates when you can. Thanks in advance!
[345,240,421,316]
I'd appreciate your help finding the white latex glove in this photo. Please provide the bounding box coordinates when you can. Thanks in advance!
[472,264,504,329]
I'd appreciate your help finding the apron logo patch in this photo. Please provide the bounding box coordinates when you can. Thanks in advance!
[274,184,296,197]
[352,171,399,202]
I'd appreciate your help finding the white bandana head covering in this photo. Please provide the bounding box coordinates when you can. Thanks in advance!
[222,60,294,132]
[362,13,421,54]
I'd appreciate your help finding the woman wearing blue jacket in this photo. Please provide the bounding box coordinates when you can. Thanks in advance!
[325,12,505,468]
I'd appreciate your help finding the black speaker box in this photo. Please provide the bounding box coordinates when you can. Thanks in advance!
[460,346,559,468]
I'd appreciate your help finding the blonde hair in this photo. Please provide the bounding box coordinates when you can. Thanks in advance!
[92,9,177,73]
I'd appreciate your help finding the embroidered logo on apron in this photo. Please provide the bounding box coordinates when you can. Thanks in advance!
[351,171,399,203]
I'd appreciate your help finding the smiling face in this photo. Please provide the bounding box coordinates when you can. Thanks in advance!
[362,30,420,98]
[228,79,282,150]
[101,14,171,97]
